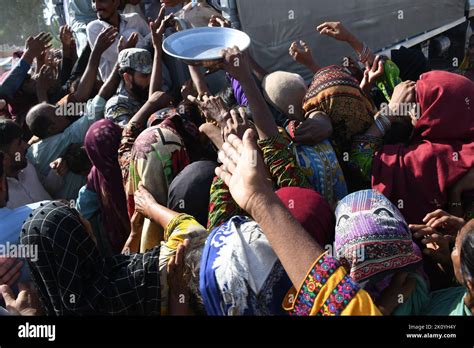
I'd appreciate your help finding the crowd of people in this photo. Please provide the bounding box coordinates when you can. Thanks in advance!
[0,0,473,317]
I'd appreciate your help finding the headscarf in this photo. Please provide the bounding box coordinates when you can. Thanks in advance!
[391,46,430,81]
[126,122,190,251]
[262,71,307,120]
[199,216,292,316]
[85,119,130,254]
[167,161,218,227]
[20,202,161,316]
[372,71,474,224]
[334,190,422,289]
[303,65,377,156]
[275,187,335,246]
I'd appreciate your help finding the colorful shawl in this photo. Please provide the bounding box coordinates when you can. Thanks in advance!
[303,65,376,156]
[85,119,130,254]
[372,71,474,224]
[126,122,190,252]
[200,216,292,316]
[334,189,422,287]
[292,140,348,209]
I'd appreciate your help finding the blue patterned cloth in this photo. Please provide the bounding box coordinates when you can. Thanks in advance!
[293,140,348,209]
[200,216,292,316]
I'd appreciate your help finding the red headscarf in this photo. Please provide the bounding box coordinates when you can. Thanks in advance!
[85,119,130,254]
[372,71,474,224]
[276,187,335,246]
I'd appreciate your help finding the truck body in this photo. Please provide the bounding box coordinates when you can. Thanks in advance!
[212,0,473,80]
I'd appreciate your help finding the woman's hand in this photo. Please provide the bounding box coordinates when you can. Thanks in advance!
[360,55,384,93]
[289,40,318,72]
[223,107,251,141]
[0,283,43,316]
[316,22,354,42]
[216,130,273,215]
[134,184,158,218]
[167,239,191,315]
[420,209,465,236]
[410,224,454,268]
[187,94,229,126]
[220,46,252,83]
[387,81,417,116]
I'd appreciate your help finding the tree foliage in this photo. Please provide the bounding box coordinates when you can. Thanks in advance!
[0,0,48,46]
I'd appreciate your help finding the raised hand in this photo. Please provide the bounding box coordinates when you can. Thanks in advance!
[187,94,229,125]
[216,130,273,214]
[59,25,76,57]
[316,22,354,42]
[118,32,139,53]
[220,46,252,82]
[208,14,231,28]
[223,107,251,140]
[25,32,53,59]
[94,26,118,55]
[360,55,384,93]
[289,40,318,72]
[150,5,175,50]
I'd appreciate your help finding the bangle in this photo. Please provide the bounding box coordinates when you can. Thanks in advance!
[374,113,391,135]
[358,43,372,65]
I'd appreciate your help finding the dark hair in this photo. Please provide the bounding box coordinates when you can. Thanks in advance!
[26,103,54,139]
[460,221,474,283]
[184,234,208,316]
[64,144,92,175]
[0,119,23,150]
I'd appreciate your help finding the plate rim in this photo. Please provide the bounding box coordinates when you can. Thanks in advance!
[162,27,251,62]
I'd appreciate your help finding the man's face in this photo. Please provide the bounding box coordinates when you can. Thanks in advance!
[92,0,119,20]
[125,71,151,102]
[5,138,28,174]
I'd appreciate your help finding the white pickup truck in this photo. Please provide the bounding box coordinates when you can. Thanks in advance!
[210,0,474,80]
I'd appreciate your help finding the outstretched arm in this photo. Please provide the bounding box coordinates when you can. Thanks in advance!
[215,130,323,286]
[317,22,375,66]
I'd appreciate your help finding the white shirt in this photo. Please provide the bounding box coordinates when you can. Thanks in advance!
[6,161,52,209]
[86,13,150,81]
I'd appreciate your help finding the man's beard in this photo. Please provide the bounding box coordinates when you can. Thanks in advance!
[131,80,150,103]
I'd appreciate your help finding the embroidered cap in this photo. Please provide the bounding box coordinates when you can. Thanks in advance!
[118,48,152,74]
